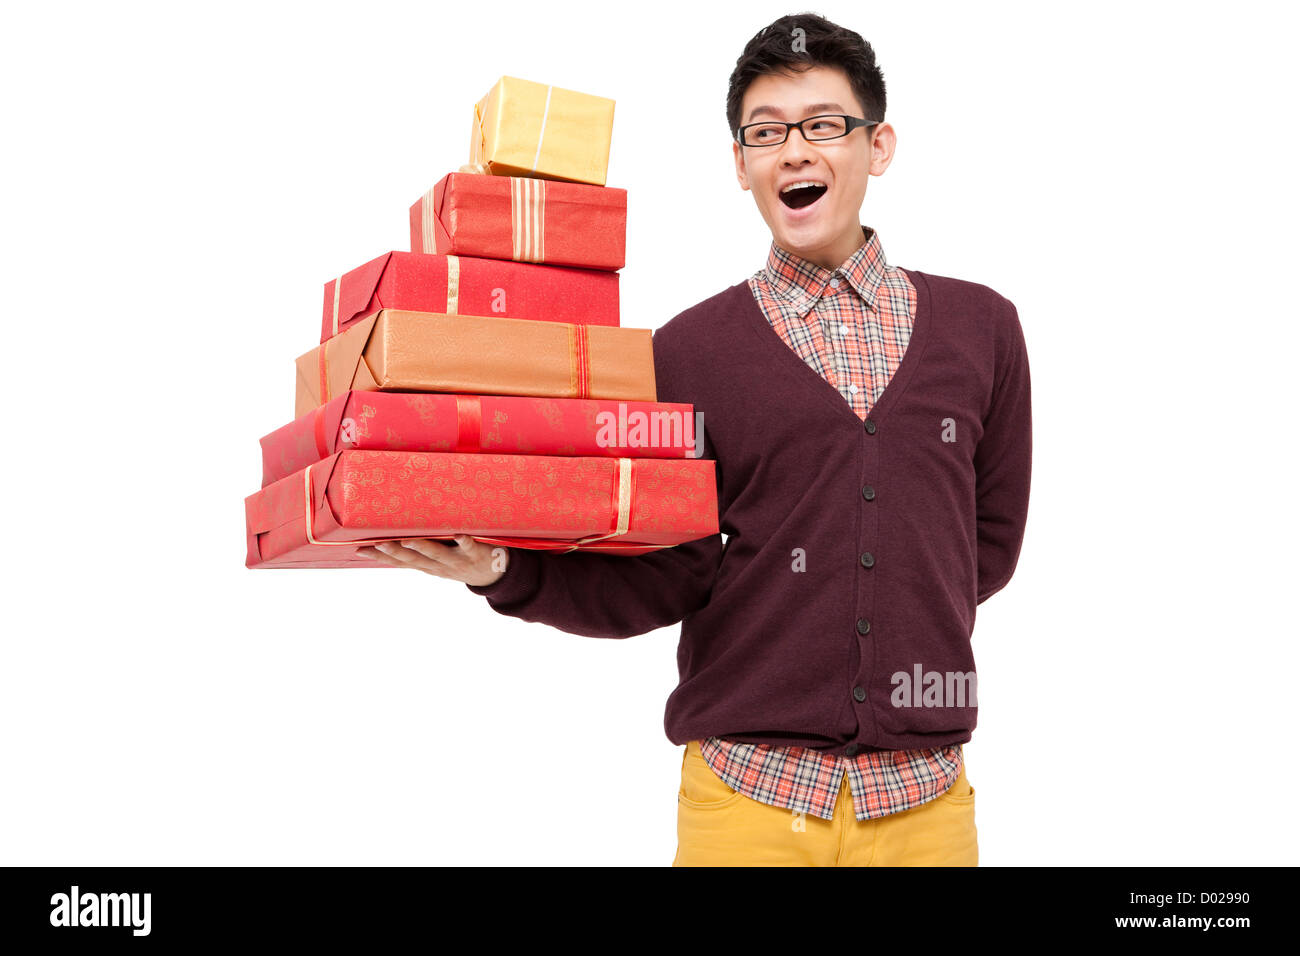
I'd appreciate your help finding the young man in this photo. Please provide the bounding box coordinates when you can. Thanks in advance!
[359,12,1032,867]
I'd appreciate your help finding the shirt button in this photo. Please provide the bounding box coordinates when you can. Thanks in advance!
[860,551,875,568]
[839,323,850,336]
[856,618,871,635]
[852,685,867,702]
[864,418,877,434]
[861,485,875,500]
[848,384,858,395]
[844,743,860,757]
[829,277,841,288]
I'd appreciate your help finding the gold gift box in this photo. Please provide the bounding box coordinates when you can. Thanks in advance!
[466,75,615,186]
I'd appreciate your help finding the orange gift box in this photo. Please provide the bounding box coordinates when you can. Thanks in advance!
[411,171,626,271]
[321,250,619,343]
[294,310,656,419]
[244,450,720,568]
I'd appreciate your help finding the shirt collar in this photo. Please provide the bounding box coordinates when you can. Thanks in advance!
[762,225,889,319]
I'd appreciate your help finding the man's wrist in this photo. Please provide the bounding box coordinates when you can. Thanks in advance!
[465,546,541,604]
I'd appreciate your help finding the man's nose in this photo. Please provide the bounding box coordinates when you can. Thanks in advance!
[779,124,817,163]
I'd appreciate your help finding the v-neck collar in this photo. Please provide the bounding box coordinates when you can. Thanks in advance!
[735,266,934,430]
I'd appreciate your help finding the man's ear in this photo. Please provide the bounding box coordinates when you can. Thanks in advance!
[733,139,750,191]
[869,123,898,177]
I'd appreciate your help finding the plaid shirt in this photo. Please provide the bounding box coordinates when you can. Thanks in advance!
[695,225,964,822]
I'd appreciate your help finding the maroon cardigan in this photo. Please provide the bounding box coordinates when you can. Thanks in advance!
[468,270,1032,756]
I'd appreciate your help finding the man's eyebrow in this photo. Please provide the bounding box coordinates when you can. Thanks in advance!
[745,102,846,123]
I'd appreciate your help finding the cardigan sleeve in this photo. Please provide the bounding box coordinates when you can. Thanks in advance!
[463,323,724,638]
[462,530,723,638]
[974,298,1033,604]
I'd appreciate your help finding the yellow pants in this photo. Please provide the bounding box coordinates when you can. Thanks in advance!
[673,739,978,866]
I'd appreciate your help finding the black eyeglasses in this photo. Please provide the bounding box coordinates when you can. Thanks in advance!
[736,114,878,147]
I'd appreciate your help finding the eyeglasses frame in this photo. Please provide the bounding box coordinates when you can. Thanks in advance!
[735,114,879,148]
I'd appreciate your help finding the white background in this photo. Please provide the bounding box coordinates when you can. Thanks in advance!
[2,0,1296,866]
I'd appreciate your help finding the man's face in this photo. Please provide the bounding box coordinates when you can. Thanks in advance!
[733,65,895,270]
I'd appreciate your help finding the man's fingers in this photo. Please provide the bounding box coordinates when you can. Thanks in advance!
[360,544,452,577]
[399,537,464,562]
[359,545,414,567]
[450,534,482,558]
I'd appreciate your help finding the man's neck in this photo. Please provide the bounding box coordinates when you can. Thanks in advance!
[779,226,867,271]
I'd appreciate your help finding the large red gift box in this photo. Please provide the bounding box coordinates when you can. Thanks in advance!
[410,172,626,271]
[321,250,620,342]
[260,390,700,487]
[245,450,719,568]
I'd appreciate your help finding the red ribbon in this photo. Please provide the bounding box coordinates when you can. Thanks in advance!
[311,403,330,460]
[453,396,481,452]
[574,323,589,398]
[317,337,332,409]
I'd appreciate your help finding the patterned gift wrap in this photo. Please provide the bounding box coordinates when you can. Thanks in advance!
[245,450,719,568]
[260,390,700,487]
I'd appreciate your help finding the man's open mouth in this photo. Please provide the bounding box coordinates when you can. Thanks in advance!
[779,181,829,209]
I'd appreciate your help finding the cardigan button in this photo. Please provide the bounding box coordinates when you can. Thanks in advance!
[856,618,871,635]
[844,743,860,757]
[861,485,875,500]
[864,418,877,434]
[852,685,867,702]
[860,551,875,568]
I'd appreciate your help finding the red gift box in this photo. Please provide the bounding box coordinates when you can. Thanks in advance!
[410,171,626,271]
[245,450,719,568]
[260,390,701,487]
[321,250,619,342]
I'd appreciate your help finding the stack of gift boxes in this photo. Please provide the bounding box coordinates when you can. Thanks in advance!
[245,75,719,568]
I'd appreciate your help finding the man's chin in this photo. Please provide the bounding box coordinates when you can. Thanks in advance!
[771,217,835,256]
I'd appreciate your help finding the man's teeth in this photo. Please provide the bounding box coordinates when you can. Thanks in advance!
[781,181,827,193]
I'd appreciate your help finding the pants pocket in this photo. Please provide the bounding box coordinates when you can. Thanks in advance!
[678,740,746,810]
[934,762,975,806]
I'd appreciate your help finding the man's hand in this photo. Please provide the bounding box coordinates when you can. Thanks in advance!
[357,536,509,587]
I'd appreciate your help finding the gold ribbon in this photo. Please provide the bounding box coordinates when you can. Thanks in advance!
[511,176,546,262]
[471,99,490,169]
[570,457,633,545]
[446,255,459,314]
[469,80,554,175]
[419,185,437,254]
[331,273,343,336]
[531,84,553,172]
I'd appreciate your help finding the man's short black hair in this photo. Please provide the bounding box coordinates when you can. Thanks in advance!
[727,12,887,141]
